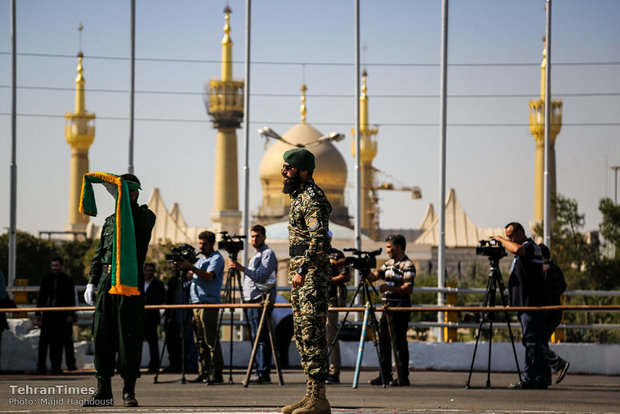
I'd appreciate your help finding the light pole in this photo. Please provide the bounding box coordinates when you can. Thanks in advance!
[257,127,344,148]
[612,166,620,204]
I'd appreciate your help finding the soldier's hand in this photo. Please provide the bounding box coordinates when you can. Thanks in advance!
[292,273,305,289]
[84,284,96,306]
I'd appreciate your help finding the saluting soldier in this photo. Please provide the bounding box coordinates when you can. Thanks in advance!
[83,173,156,407]
[280,148,332,414]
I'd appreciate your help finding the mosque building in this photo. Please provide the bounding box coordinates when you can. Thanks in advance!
[66,5,544,280]
[255,84,350,228]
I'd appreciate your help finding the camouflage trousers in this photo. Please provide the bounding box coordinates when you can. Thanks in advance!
[290,264,330,380]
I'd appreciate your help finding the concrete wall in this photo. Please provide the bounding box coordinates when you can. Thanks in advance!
[2,320,618,376]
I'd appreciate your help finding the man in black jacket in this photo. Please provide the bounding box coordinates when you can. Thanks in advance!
[493,222,546,389]
[35,257,76,374]
[143,263,166,373]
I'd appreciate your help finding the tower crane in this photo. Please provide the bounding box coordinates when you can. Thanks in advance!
[365,167,422,240]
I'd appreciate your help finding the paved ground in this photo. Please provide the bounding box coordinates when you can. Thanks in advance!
[0,368,619,413]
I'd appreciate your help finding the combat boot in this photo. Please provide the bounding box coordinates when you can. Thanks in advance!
[292,381,330,414]
[122,377,138,407]
[82,377,114,407]
[281,378,313,414]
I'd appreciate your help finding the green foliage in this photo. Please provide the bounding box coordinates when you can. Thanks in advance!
[0,231,95,286]
[57,239,96,285]
[533,193,597,272]
[532,193,620,343]
[598,198,620,256]
[0,231,59,285]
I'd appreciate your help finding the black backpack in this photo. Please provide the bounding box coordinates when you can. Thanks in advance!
[543,261,567,299]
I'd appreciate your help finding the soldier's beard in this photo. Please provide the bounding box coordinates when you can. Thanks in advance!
[282,172,301,194]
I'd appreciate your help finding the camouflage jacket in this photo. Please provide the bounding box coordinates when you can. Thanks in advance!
[288,178,332,268]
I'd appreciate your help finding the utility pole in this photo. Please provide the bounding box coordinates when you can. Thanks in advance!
[612,166,620,204]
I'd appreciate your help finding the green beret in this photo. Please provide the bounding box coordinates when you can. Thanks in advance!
[283,148,315,171]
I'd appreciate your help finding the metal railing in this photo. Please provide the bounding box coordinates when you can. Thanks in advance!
[6,285,619,333]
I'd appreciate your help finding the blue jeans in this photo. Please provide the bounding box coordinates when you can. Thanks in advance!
[248,303,272,380]
[519,311,547,384]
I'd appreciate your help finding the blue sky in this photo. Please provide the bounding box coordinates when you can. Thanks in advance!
[1,0,619,241]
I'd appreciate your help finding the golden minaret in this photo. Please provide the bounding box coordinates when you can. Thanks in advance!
[65,42,95,238]
[206,6,244,235]
[351,71,378,238]
[529,40,563,226]
[300,83,308,122]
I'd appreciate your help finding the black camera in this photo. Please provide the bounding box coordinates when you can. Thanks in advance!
[218,231,245,257]
[476,239,507,259]
[344,248,382,273]
[166,243,198,264]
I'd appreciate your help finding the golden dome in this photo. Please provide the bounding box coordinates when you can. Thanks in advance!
[257,122,349,225]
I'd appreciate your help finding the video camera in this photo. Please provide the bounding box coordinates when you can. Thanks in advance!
[165,243,198,264]
[475,239,507,259]
[343,248,382,273]
[218,231,245,257]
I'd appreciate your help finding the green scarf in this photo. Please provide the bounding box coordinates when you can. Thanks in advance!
[79,172,141,296]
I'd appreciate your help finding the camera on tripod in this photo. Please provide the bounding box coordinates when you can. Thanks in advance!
[343,248,382,273]
[218,231,245,256]
[475,239,507,259]
[165,243,198,264]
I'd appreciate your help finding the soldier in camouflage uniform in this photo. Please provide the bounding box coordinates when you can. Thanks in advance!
[83,174,156,407]
[280,148,332,414]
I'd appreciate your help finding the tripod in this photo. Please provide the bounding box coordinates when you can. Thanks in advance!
[212,249,256,384]
[154,269,192,384]
[466,256,522,388]
[242,292,284,387]
[328,271,392,388]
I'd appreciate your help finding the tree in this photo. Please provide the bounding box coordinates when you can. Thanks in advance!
[0,232,58,286]
[533,193,597,274]
[0,231,94,287]
[532,194,618,342]
[598,198,620,257]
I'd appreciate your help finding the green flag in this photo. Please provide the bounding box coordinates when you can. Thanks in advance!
[79,172,141,296]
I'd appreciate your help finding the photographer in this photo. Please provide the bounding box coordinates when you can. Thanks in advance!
[491,222,546,389]
[367,234,415,387]
[174,231,224,385]
[228,224,278,383]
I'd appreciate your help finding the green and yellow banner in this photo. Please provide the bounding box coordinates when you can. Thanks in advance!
[79,172,140,296]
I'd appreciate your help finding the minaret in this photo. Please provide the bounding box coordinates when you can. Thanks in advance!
[300,83,308,122]
[206,6,244,235]
[529,39,563,227]
[65,30,95,238]
[351,71,379,238]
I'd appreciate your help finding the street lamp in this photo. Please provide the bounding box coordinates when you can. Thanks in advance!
[316,131,345,144]
[257,127,344,148]
[612,166,620,204]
